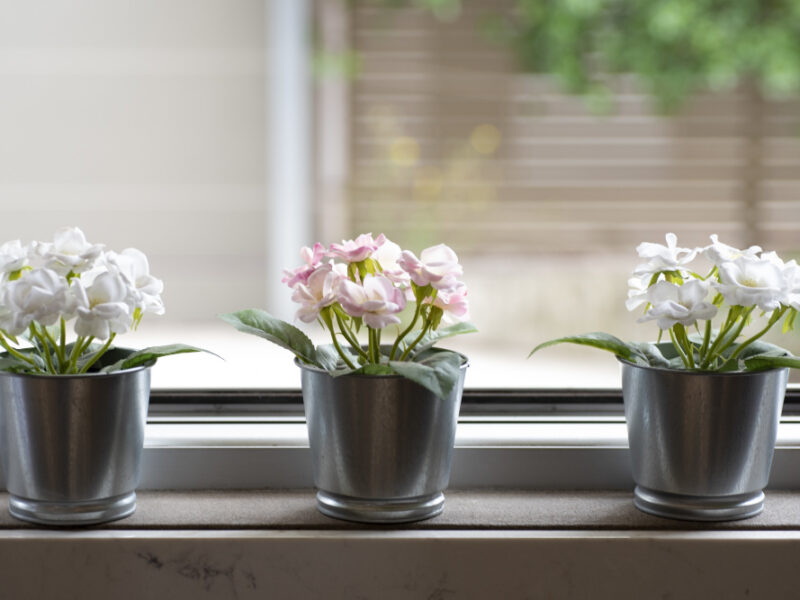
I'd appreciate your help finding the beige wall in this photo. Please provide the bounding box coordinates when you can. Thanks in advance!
[0,0,267,321]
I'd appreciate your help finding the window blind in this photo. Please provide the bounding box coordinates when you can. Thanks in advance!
[349,1,800,255]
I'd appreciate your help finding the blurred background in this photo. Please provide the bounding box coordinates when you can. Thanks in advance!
[1,0,799,388]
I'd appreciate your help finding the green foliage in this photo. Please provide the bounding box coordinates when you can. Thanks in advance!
[529,332,646,363]
[505,0,800,109]
[390,349,464,398]
[222,309,471,399]
[100,345,212,373]
[220,309,320,367]
[385,0,799,110]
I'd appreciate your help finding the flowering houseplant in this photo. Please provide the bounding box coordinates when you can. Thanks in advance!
[222,233,476,398]
[531,233,800,372]
[0,227,203,374]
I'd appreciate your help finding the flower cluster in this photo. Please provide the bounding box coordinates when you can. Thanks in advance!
[626,233,800,370]
[281,233,469,368]
[0,227,165,374]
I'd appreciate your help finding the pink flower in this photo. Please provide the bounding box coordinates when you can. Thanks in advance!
[337,274,406,329]
[291,263,343,323]
[430,281,469,324]
[372,238,411,287]
[328,233,386,263]
[282,243,325,288]
[398,244,463,289]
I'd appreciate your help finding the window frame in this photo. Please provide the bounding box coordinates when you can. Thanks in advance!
[126,387,800,491]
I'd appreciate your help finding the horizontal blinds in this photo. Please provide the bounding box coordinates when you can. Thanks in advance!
[350,2,800,254]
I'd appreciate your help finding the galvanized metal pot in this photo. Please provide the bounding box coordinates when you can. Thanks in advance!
[0,361,150,526]
[299,357,467,524]
[621,359,788,521]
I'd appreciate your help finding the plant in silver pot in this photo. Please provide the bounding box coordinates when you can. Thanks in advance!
[531,233,800,521]
[223,233,475,523]
[0,227,205,526]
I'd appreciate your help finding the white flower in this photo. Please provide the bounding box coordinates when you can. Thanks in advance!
[638,279,717,329]
[337,273,406,329]
[0,268,72,335]
[632,233,698,282]
[398,244,463,290]
[73,272,133,339]
[714,256,786,311]
[0,240,29,277]
[704,234,761,266]
[291,263,343,323]
[625,276,650,311]
[36,227,104,276]
[105,248,165,316]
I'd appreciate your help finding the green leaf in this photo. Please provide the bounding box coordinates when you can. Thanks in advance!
[402,322,478,356]
[629,342,671,368]
[744,352,800,371]
[100,344,213,373]
[389,350,462,399]
[728,340,791,360]
[351,363,397,376]
[220,309,319,366]
[314,344,356,371]
[0,355,36,373]
[529,332,643,363]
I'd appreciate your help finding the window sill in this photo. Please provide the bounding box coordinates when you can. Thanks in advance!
[1,490,800,599]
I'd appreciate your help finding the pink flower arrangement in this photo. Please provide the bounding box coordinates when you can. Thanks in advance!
[223,233,475,395]
[281,233,471,367]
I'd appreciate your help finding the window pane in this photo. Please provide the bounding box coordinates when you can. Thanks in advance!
[339,0,800,388]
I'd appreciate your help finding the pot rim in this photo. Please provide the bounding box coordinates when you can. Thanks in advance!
[617,356,789,378]
[0,347,150,380]
[295,350,470,378]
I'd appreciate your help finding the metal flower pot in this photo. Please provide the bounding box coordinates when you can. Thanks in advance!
[0,363,150,526]
[299,357,467,524]
[621,360,788,521]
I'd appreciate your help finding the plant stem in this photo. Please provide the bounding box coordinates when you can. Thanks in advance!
[669,327,692,369]
[723,306,787,368]
[698,319,712,363]
[30,324,56,374]
[675,324,695,368]
[0,332,39,370]
[320,310,356,370]
[706,306,754,367]
[700,307,739,369]
[79,333,116,373]
[400,321,431,361]
[390,301,422,360]
[42,325,65,371]
[368,327,379,363]
[335,312,368,360]
[59,318,67,366]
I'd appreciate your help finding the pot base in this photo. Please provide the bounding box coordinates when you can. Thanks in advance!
[316,490,445,524]
[8,492,137,526]
[633,486,764,522]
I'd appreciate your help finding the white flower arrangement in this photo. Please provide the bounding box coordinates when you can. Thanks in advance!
[532,233,800,372]
[0,227,204,375]
[222,233,476,398]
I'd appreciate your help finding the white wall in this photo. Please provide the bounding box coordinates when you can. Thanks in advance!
[0,0,267,322]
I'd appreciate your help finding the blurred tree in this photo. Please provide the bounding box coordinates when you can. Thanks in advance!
[377,0,800,244]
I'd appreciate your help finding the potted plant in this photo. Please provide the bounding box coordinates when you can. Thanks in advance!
[531,233,800,521]
[223,233,475,523]
[0,227,205,526]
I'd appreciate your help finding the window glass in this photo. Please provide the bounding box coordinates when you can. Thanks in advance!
[2,0,799,389]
